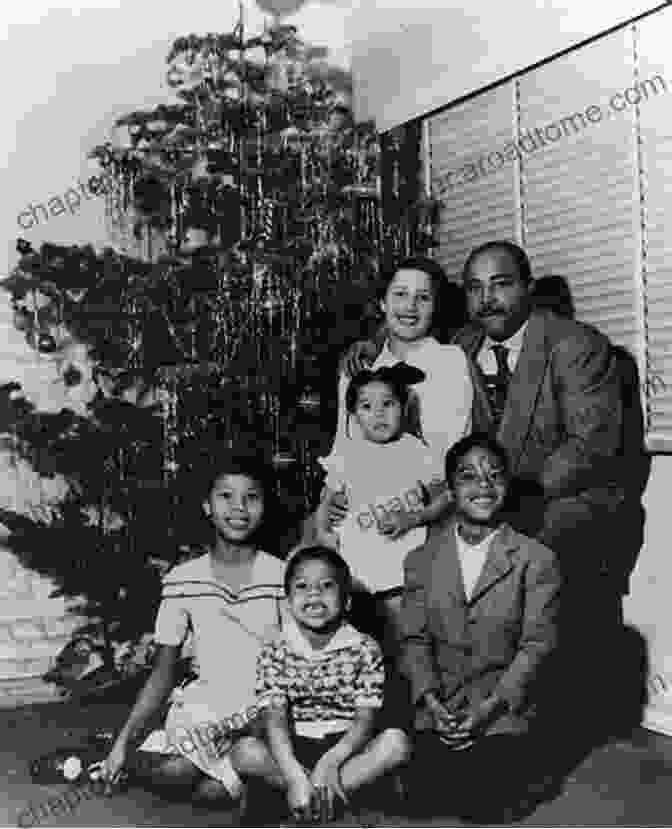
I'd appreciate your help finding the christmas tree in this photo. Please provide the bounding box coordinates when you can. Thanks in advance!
[0,15,415,692]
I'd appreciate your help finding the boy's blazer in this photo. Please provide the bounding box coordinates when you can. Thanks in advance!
[400,518,562,735]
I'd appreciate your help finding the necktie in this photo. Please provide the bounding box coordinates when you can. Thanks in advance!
[486,344,511,432]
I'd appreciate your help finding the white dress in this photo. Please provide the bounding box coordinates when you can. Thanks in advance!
[139,550,285,795]
[320,435,444,593]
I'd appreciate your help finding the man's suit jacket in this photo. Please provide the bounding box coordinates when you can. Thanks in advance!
[401,519,561,735]
[451,310,623,502]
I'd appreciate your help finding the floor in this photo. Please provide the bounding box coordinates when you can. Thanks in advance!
[2,698,672,828]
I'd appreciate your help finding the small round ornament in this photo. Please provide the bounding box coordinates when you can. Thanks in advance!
[37,332,58,353]
[272,451,296,469]
[298,390,321,413]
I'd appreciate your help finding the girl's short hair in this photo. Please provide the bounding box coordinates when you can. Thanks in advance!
[345,363,426,414]
[444,432,511,487]
[284,545,352,599]
[200,449,276,505]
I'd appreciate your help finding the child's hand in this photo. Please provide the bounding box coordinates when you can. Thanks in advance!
[311,754,348,820]
[100,739,127,794]
[376,509,420,539]
[340,339,379,378]
[286,769,316,822]
[326,488,349,529]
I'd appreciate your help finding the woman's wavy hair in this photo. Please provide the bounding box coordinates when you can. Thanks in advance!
[377,256,467,341]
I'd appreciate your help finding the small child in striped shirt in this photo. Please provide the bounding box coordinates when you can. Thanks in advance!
[231,545,410,823]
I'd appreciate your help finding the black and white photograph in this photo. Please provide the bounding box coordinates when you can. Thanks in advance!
[1,1,672,825]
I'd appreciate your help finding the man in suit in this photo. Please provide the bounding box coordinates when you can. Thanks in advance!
[449,240,632,744]
[457,241,625,576]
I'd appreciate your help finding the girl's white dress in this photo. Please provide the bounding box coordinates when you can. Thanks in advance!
[320,434,444,593]
[322,337,473,592]
[139,550,285,795]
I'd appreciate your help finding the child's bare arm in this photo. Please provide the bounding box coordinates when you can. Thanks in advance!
[310,707,376,802]
[318,707,376,770]
[114,645,179,745]
[379,481,453,538]
[102,644,179,784]
[314,485,341,548]
[413,482,454,525]
[265,707,314,816]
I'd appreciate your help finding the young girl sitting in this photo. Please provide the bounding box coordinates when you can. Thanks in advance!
[231,545,410,824]
[314,363,445,649]
[100,451,286,810]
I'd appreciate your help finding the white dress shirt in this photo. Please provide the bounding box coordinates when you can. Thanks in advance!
[455,525,497,600]
[477,321,528,375]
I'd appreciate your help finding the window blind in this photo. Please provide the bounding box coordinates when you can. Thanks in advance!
[637,8,672,450]
[424,5,672,450]
[517,28,641,359]
[427,85,518,282]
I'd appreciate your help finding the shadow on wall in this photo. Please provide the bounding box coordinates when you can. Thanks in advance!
[533,274,651,728]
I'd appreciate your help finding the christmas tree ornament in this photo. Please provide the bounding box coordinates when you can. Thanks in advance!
[36,332,58,354]
[0,16,407,684]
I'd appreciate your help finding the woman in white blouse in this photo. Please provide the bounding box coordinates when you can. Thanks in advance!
[324,256,473,537]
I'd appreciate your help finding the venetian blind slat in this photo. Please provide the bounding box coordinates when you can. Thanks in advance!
[428,84,518,281]
[518,28,640,357]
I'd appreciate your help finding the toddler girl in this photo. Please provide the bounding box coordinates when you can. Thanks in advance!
[315,363,445,648]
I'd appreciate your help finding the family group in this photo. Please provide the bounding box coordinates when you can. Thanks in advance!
[98,240,639,824]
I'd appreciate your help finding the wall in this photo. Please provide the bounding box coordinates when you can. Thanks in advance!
[625,457,672,733]
[0,292,92,705]
[348,0,665,130]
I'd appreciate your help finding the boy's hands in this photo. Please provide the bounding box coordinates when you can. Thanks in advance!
[311,754,349,820]
[427,693,509,751]
[326,488,349,530]
[376,507,421,539]
[286,769,317,822]
[446,696,508,748]
[100,738,128,794]
[285,755,349,823]
[425,692,463,736]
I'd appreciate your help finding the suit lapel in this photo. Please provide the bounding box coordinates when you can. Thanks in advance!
[498,312,550,470]
[468,524,518,606]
